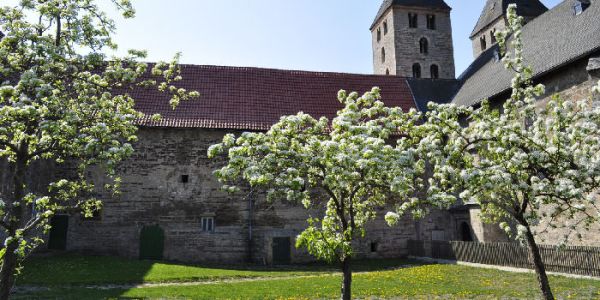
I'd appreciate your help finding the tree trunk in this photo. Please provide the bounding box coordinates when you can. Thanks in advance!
[0,242,19,300]
[523,223,554,300]
[0,151,28,299]
[341,257,352,300]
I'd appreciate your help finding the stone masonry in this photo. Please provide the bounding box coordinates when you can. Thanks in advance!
[372,5,455,79]
[64,128,426,264]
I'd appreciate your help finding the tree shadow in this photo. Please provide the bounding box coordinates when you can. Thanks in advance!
[13,253,429,299]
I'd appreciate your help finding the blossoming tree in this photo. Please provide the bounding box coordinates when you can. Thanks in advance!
[209,88,438,300]
[422,5,600,300]
[0,0,197,298]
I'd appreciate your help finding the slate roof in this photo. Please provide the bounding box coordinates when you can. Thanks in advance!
[371,0,451,30]
[406,78,460,112]
[453,0,600,107]
[470,0,548,38]
[132,65,416,130]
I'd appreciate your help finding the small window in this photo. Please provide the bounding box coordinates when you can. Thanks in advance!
[426,14,436,30]
[480,36,487,51]
[381,47,386,63]
[383,21,388,35]
[181,175,189,183]
[431,230,446,241]
[385,69,390,75]
[201,217,214,232]
[493,50,501,62]
[419,38,429,55]
[574,1,591,15]
[408,13,418,28]
[370,242,379,253]
[412,63,421,78]
[430,64,439,79]
[377,28,381,42]
[490,29,497,44]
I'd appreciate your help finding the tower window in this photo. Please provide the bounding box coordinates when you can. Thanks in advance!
[419,38,429,55]
[430,64,439,79]
[412,63,421,78]
[383,21,388,35]
[426,15,436,30]
[377,28,381,42]
[386,69,390,75]
[574,1,591,15]
[490,29,497,44]
[381,48,386,63]
[480,36,487,51]
[408,13,418,28]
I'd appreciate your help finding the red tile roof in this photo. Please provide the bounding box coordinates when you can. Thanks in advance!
[133,65,416,130]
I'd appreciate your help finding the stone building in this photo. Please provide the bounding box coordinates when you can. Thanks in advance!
[3,0,600,264]
[371,0,456,79]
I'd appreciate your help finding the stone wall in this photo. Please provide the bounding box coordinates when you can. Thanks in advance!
[372,6,455,79]
[62,127,429,264]
[392,7,455,79]
[481,54,600,247]
[530,55,600,247]
[372,9,397,76]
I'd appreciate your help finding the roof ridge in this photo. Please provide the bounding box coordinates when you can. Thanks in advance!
[470,0,548,38]
[176,64,410,79]
[370,0,451,30]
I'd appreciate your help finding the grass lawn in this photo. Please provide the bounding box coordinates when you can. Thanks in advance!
[17,255,414,285]
[14,254,600,299]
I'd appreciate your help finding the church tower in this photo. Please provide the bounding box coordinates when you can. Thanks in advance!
[470,0,548,58]
[371,0,455,79]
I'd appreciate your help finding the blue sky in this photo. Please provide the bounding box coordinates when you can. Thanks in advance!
[106,0,563,76]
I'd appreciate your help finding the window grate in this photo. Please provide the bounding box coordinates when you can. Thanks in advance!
[201,217,215,232]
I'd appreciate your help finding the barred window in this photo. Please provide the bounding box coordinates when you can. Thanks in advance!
[201,217,215,232]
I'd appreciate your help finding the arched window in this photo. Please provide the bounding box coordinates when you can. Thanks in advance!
[412,63,421,78]
[480,36,487,51]
[419,38,429,55]
[386,69,390,75]
[381,48,386,63]
[490,29,497,44]
[430,64,439,79]
[377,28,381,42]
[383,21,388,35]
[426,14,436,30]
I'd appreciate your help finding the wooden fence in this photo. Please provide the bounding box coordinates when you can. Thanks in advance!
[407,240,600,277]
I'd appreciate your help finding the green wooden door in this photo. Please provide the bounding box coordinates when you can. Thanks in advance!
[139,225,164,260]
[272,237,291,265]
[48,215,69,250]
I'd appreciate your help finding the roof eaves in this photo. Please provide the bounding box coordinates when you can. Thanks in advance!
[461,45,600,107]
